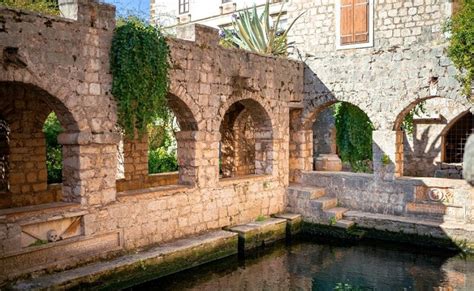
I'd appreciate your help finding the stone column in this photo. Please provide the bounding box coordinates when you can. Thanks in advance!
[59,132,120,206]
[289,129,313,183]
[176,131,220,187]
[122,134,148,188]
[372,130,404,181]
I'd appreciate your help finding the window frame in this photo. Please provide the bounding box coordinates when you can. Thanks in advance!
[335,0,374,50]
[179,0,189,15]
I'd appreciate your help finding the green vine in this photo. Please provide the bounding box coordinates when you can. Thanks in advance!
[111,17,170,137]
[401,101,426,134]
[333,103,374,172]
[445,0,474,100]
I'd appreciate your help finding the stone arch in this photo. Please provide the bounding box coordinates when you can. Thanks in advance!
[392,95,472,178]
[215,94,276,134]
[168,83,202,131]
[218,98,274,178]
[441,111,473,164]
[0,68,87,132]
[0,81,81,207]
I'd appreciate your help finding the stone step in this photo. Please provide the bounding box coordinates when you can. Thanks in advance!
[273,213,302,235]
[12,230,238,290]
[287,184,326,200]
[310,197,338,210]
[226,218,287,251]
[335,219,355,229]
[324,207,349,220]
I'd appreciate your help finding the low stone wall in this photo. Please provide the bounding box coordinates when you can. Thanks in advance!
[300,171,474,224]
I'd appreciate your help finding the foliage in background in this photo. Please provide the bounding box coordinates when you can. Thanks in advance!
[0,0,59,15]
[445,0,474,100]
[111,17,170,138]
[43,113,63,184]
[401,101,426,134]
[148,111,178,174]
[333,103,374,173]
[220,1,304,56]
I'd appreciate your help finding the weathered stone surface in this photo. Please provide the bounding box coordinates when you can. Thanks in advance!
[226,218,287,251]
[11,230,238,290]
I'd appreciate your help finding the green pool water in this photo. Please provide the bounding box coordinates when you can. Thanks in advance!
[125,239,474,290]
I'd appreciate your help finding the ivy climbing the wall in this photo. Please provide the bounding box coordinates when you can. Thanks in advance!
[333,102,374,173]
[445,0,474,100]
[111,17,170,137]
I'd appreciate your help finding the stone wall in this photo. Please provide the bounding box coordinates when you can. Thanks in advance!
[287,0,472,181]
[0,0,304,281]
[299,171,474,224]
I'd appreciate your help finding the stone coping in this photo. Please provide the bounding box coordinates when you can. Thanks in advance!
[0,202,81,222]
[304,171,471,188]
[218,174,274,186]
[344,210,474,231]
[227,217,287,233]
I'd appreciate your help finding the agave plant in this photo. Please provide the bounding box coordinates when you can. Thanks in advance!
[220,1,304,56]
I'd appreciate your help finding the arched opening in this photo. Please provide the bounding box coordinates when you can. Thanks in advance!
[312,102,374,173]
[42,112,64,184]
[0,81,77,208]
[117,93,199,191]
[219,99,273,179]
[443,112,473,164]
[395,97,471,178]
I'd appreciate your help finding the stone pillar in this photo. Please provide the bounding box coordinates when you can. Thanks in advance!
[59,132,120,206]
[177,131,219,187]
[289,129,313,183]
[372,130,404,181]
[122,134,148,187]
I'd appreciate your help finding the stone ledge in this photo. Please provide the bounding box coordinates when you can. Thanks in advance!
[273,213,303,235]
[11,230,238,290]
[0,202,82,223]
[218,174,273,187]
[117,184,192,200]
[226,218,287,251]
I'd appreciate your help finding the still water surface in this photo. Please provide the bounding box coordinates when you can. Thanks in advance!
[127,240,474,290]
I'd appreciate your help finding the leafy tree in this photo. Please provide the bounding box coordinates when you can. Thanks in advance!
[147,111,179,174]
[445,0,474,100]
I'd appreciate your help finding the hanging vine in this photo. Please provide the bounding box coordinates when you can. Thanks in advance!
[333,102,374,172]
[110,17,170,137]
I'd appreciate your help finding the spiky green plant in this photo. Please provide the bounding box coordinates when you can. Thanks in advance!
[220,1,304,56]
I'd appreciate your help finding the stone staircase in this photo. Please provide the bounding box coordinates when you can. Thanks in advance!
[287,184,354,229]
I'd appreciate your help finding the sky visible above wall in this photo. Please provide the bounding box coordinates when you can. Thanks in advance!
[103,0,150,20]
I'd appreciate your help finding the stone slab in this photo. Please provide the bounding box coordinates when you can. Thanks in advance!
[273,213,303,235]
[1,231,122,282]
[12,230,238,290]
[226,218,287,251]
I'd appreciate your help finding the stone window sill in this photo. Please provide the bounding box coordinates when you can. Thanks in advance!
[218,174,273,186]
[0,202,82,223]
[117,184,192,200]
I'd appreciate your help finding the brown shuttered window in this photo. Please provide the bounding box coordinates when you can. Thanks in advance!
[340,0,369,45]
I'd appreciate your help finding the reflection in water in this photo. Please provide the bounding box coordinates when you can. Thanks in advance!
[128,240,474,290]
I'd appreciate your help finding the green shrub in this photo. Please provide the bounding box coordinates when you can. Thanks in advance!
[42,112,63,183]
[0,0,59,15]
[148,148,178,174]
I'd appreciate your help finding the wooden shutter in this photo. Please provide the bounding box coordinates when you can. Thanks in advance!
[340,0,369,45]
[340,0,354,45]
